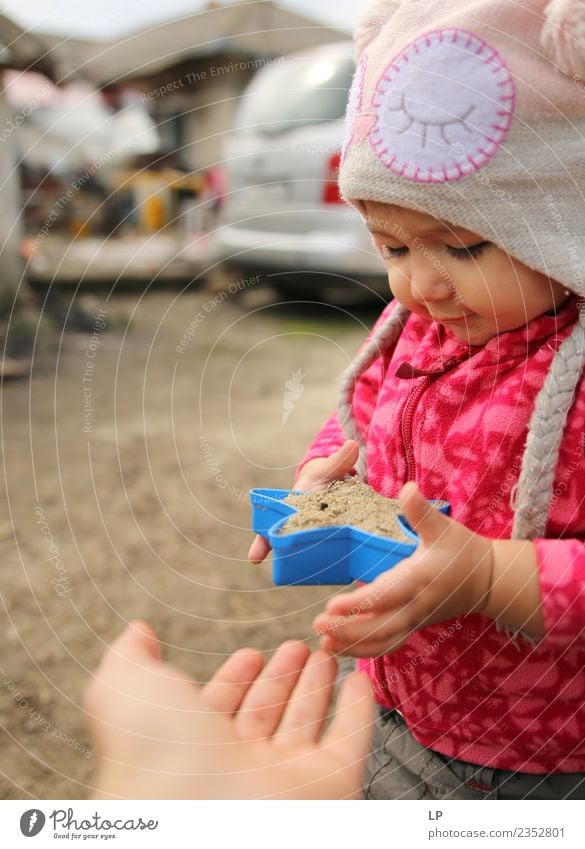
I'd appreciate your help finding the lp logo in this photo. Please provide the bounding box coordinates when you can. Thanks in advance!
[20,810,46,837]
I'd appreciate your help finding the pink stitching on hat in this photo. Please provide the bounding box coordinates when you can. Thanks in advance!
[368,27,516,183]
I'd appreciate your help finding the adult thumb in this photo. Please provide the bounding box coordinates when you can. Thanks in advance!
[399,482,449,545]
[112,620,162,665]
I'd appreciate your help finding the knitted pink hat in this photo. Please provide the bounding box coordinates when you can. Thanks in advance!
[337,0,585,546]
[339,0,585,295]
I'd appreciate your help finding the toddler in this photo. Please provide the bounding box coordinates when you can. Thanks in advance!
[249,0,585,800]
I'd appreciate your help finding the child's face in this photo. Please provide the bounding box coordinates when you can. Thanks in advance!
[362,201,568,345]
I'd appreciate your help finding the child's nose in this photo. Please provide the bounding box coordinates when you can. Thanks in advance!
[409,254,452,303]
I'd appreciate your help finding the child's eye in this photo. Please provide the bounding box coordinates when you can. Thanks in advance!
[445,241,491,260]
[381,245,408,260]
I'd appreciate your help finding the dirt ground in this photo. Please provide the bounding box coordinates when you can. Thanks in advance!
[0,275,383,799]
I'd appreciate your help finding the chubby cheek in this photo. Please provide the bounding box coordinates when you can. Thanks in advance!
[473,283,550,327]
[479,258,558,318]
[386,270,417,310]
[386,269,403,299]
[455,267,522,321]
[463,285,506,320]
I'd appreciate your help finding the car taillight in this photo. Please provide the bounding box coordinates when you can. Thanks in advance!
[322,151,344,204]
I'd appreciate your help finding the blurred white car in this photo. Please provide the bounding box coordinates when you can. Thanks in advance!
[215,41,389,301]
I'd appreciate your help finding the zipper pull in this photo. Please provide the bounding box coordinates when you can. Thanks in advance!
[395,353,470,379]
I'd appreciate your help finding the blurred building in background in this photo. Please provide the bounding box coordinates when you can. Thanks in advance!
[1,1,344,284]
[80,0,345,239]
[0,13,58,297]
[82,0,344,172]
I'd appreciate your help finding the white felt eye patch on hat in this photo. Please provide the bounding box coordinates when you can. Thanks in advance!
[368,28,516,182]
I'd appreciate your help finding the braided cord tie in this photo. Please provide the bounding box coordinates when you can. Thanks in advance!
[511,311,585,541]
[337,303,410,481]
[500,311,585,647]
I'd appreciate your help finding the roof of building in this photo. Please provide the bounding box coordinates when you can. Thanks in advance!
[72,0,347,85]
[0,12,57,79]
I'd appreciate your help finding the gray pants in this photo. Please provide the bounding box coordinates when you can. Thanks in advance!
[364,708,585,800]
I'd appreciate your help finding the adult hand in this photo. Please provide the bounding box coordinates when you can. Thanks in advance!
[84,622,374,799]
[248,439,360,564]
[313,482,493,657]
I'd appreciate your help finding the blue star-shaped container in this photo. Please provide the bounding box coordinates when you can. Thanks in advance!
[250,488,450,585]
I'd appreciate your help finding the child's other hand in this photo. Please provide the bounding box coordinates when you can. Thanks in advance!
[248,439,360,565]
[313,482,494,658]
[84,622,374,799]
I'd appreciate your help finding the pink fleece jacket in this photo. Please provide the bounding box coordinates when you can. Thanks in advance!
[297,297,585,774]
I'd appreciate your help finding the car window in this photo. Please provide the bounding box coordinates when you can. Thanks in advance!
[236,52,355,135]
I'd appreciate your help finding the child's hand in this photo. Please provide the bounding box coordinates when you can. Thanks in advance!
[312,482,494,658]
[85,622,374,799]
[248,439,360,564]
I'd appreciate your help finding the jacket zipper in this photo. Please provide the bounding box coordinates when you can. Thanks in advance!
[401,375,436,481]
[373,657,390,704]
[373,351,471,705]
[400,353,471,482]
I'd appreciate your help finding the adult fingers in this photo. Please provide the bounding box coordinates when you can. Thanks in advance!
[320,671,375,794]
[202,648,265,714]
[273,651,337,747]
[234,640,310,742]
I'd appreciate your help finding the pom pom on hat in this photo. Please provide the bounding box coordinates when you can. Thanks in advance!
[541,0,585,80]
[354,0,401,58]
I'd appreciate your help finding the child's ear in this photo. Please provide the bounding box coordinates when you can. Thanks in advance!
[354,0,402,59]
[540,0,585,81]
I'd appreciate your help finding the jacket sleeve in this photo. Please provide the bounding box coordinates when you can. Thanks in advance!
[534,538,585,649]
[294,300,398,481]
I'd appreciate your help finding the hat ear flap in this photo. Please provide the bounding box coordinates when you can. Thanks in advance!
[354,0,402,59]
[541,0,585,80]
